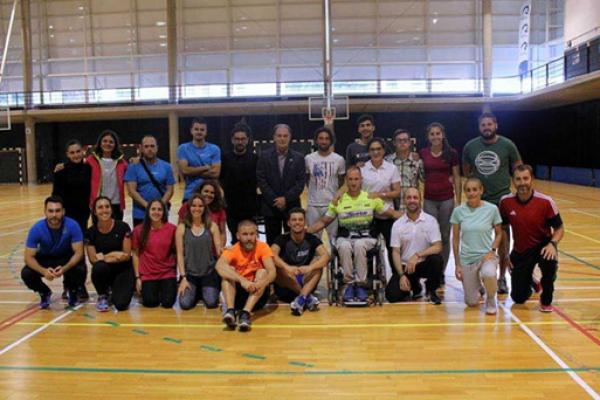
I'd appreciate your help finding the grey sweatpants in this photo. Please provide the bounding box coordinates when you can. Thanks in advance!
[460,256,498,308]
[424,198,454,272]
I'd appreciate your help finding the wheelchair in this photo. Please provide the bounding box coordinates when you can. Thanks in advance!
[326,234,387,306]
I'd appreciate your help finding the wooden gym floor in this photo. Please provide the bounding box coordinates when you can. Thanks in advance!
[0,181,599,399]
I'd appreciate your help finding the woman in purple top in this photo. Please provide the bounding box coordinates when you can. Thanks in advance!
[419,122,462,282]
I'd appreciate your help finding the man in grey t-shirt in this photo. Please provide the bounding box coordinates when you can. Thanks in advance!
[462,112,523,294]
[305,126,346,241]
[345,114,376,168]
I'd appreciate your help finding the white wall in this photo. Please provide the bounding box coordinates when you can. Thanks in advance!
[565,0,600,47]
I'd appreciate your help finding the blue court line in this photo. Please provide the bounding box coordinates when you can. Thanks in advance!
[0,365,599,376]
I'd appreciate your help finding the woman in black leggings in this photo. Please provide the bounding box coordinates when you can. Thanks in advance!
[85,196,134,312]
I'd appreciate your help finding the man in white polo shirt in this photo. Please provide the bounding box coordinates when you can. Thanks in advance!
[385,187,443,304]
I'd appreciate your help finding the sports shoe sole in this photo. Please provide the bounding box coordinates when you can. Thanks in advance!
[222,314,237,329]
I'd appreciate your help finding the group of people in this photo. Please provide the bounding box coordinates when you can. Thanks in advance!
[21,112,564,331]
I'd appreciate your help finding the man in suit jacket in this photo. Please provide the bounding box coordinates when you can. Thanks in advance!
[256,124,306,245]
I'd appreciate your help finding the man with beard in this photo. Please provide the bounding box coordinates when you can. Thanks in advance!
[463,112,522,294]
[305,126,346,241]
[216,220,276,332]
[272,208,330,316]
[499,165,564,312]
[345,114,376,168]
[385,188,443,304]
[125,135,175,226]
[220,122,258,244]
[177,117,221,202]
[21,196,86,309]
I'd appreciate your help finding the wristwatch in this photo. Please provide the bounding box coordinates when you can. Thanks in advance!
[178,275,187,283]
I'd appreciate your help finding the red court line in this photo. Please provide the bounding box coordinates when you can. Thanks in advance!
[553,305,600,348]
[0,305,39,333]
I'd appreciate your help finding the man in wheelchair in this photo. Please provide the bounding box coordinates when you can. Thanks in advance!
[386,187,444,305]
[308,166,401,303]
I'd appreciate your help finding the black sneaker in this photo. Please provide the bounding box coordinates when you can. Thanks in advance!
[77,286,90,301]
[237,311,252,332]
[429,291,442,305]
[222,309,237,330]
[67,290,78,308]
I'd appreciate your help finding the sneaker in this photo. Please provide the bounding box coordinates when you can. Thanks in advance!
[497,277,508,295]
[485,305,497,315]
[539,303,553,313]
[290,295,306,316]
[478,284,485,296]
[412,282,424,300]
[96,295,110,312]
[429,291,442,305]
[355,286,368,302]
[67,290,78,308]
[39,292,52,309]
[222,309,237,330]
[342,285,356,303]
[237,311,252,332]
[531,279,542,294]
[77,286,90,301]
[305,294,320,312]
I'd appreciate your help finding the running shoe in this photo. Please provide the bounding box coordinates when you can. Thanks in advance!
[222,308,237,329]
[305,294,320,312]
[355,286,368,302]
[290,295,305,316]
[39,292,52,309]
[342,285,356,303]
[539,303,553,313]
[237,311,252,332]
[96,295,110,312]
[497,277,508,294]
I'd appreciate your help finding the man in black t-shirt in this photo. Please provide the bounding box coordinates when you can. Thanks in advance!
[219,123,258,244]
[271,208,330,316]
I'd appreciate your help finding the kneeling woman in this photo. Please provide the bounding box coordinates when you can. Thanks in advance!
[85,196,133,312]
[450,178,503,315]
[176,194,223,310]
[132,199,177,308]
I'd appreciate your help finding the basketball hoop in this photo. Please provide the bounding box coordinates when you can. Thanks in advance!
[322,107,336,126]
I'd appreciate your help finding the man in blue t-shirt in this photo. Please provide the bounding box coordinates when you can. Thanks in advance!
[125,135,175,226]
[177,117,221,201]
[21,196,86,309]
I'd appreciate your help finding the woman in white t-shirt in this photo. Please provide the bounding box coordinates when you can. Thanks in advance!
[360,138,402,267]
[450,178,503,315]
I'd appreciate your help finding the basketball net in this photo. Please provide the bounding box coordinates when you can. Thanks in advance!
[322,107,336,126]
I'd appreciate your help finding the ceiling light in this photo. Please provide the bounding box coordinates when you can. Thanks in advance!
[156,21,166,26]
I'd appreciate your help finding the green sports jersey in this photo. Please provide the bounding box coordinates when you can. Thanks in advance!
[462,136,521,204]
[326,191,386,238]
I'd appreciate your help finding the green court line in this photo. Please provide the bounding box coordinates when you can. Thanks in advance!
[200,345,223,352]
[105,321,120,328]
[242,353,266,361]
[82,313,95,320]
[1,365,600,376]
[132,329,148,336]
[289,361,315,368]
[162,337,182,344]
[560,250,600,272]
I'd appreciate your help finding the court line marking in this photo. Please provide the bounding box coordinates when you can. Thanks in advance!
[0,306,80,357]
[570,209,600,219]
[566,229,600,245]
[11,318,600,330]
[0,306,39,332]
[560,250,600,272]
[1,364,600,376]
[553,306,600,348]
[500,304,600,399]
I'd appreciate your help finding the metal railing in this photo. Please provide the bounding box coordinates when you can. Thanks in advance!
[1,37,598,109]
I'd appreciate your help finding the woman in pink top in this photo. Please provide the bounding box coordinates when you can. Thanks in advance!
[132,199,177,308]
[178,179,227,246]
[419,122,462,282]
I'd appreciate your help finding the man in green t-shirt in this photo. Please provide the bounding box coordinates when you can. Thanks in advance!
[462,112,523,294]
[308,166,400,303]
